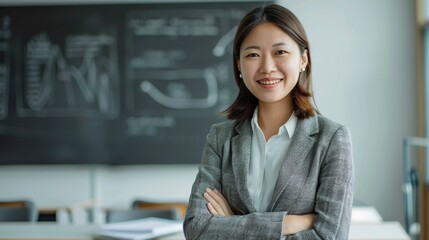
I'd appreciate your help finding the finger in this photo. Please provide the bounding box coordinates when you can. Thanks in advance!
[210,189,231,214]
[206,189,224,206]
[205,190,226,214]
[204,191,225,215]
[208,189,231,215]
[207,202,219,215]
[213,189,233,215]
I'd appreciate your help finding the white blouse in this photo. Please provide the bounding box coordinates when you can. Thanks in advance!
[247,108,297,212]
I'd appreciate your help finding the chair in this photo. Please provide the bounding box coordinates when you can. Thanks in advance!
[0,200,37,222]
[105,208,180,223]
[132,200,188,219]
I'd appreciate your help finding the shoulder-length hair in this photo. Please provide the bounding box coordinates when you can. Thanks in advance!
[223,4,319,121]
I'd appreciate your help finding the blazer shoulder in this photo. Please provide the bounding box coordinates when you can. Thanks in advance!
[207,120,238,141]
[210,120,236,134]
[315,115,351,141]
[317,115,347,132]
[211,120,236,130]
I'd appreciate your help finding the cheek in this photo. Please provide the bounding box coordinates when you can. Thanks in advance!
[282,63,301,78]
[240,61,258,76]
[241,78,259,96]
[242,78,254,91]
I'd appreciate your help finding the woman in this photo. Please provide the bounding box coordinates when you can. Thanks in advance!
[184,3,353,239]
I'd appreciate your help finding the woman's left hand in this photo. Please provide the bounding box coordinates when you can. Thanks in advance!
[204,188,233,216]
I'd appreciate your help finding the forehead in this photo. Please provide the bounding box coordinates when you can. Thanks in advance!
[241,22,297,49]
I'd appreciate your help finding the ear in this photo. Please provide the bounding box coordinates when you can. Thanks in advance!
[300,49,308,70]
[236,60,241,72]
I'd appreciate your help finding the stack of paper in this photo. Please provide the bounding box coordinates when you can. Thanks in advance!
[96,217,183,240]
[351,206,383,224]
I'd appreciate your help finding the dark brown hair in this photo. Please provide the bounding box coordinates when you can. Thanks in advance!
[223,4,319,121]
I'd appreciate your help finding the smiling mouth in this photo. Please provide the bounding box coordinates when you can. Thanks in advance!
[257,79,283,85]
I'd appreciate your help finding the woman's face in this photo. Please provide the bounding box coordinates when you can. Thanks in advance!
[237,22,307,105]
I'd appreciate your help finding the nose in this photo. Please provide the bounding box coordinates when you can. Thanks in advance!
[259,55,277,74]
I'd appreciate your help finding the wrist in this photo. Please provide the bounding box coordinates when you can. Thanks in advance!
[282,214,314,235]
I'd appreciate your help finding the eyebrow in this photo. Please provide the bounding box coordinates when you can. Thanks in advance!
[243,42,289,51]
[243,45,260,51]
[272,42,288,47]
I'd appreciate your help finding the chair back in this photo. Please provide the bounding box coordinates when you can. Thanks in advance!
[0,200,37,222]
[132,200,187,219]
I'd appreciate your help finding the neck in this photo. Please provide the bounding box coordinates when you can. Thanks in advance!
[257,98,293,141]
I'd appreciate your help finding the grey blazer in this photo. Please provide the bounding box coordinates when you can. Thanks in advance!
[184,114,354,240]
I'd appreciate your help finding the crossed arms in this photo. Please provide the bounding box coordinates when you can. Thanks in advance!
[184,123,354,239]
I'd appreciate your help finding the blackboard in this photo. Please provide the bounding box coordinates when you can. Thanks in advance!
[0,2,264,165]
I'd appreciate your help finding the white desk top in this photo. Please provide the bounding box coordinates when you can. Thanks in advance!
[349,222,410,240]
[351,206,383,224]
[0,221,410,240]
[0,223,95,240]
[0,222,183,240]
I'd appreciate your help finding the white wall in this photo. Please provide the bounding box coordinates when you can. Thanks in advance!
[0,0,417,224]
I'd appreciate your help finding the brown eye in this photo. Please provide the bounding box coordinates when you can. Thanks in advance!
[275,50,288,55]
[246,53,259,58]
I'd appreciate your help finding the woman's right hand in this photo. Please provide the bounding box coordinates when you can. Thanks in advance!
[203,188,234,216]
[282,213,315,235]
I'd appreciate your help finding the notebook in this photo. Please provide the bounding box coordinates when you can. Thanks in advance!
[96,217,183,240]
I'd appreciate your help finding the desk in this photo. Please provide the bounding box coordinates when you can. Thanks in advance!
[0,222,409,240]
[349,222,410,240]
[0,223,184,240]
[0,223,95,240]
[351,206,383,224]
[349,206,410,240]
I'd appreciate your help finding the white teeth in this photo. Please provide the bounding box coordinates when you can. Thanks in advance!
[259,79,281,85]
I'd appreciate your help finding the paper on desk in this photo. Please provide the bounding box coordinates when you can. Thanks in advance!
[97,217,183,240]
[351,206,383,224]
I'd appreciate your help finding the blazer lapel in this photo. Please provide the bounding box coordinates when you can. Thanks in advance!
[268,115,319,211]
[231,120,256,213]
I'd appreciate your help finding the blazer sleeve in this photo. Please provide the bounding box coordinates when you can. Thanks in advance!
[183,124,286,240]
[287,126,354,240]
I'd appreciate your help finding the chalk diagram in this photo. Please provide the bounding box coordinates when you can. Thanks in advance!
[140,68,217,109]
[135,25,237,110]
[19,32,119,118]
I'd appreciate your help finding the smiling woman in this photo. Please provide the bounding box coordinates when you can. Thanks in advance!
[184,3,354,240]
[237,22,307,141]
